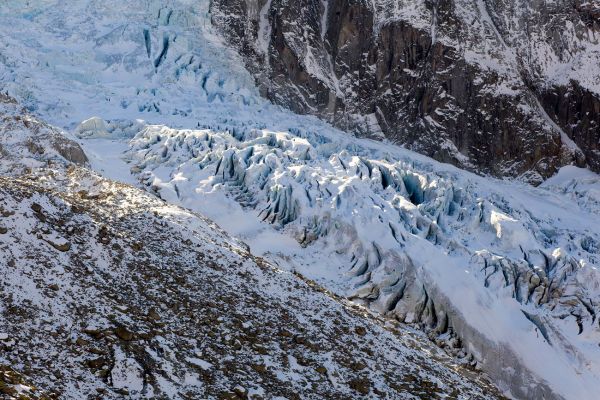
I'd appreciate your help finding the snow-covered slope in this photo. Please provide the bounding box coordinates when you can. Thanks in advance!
[0,100,504,399]
[1,1,599,399]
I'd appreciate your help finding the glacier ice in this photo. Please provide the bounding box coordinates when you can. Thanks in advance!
[127,122,600,399]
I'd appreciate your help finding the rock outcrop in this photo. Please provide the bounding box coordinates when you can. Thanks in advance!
[210,0,600,183]
[0,93,88,173]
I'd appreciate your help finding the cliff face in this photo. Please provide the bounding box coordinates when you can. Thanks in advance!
[210,0,600,183]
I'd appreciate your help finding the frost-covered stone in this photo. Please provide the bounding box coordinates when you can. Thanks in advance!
[211,0,600,178]
[110,348,144,393]
[0,93,88,173]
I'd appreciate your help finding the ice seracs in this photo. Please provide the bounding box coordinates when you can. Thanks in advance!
[75,117,109,138]
[127,123,600,399]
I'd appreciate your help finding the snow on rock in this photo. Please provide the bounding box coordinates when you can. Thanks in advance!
[41,233,71,252]
[0,93,88,173]
[0,93,503,398]
[211,0,600,177]
[187,358,213,371]
[0,153,504,400]
[0,0,598,399]
[0,366,51,399]
[111,347,144,394]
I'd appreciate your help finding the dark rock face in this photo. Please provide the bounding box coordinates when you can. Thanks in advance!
[538,81,600,170]
[210,0,599,182]
[485,0,600,172]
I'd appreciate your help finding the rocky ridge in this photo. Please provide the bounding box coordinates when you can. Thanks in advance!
[211,0,600,183]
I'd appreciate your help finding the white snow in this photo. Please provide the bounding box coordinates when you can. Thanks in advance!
[187,357,213,371]
[542,165,599,188]
[111,347,145,393]
[81,139,138,185]
[257,0,274,57]
[75,117,110,138]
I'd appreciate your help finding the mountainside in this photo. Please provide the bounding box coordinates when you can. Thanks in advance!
[124,106,600,400]
[210,0,600,183]
[1,1,600,399]
[0,97,506,399]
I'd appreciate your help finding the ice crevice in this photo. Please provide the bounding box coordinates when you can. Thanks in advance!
[154,34,170,69]
[126,123,600,399]
[143,29,152,58]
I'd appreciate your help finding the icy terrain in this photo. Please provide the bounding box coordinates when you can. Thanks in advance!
[127,121,600,400]
[1,0,600,399]
[0,96,504,399]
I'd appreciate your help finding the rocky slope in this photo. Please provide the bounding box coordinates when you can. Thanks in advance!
[210,0,600,183]
[0,94,88,174]
[0,100,505,399]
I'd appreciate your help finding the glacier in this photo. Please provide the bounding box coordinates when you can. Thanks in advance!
[127,122,600,399]
[0,94,506,399]
[1,0,600,399]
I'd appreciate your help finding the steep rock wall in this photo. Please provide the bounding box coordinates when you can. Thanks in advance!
[210,0,600,183]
